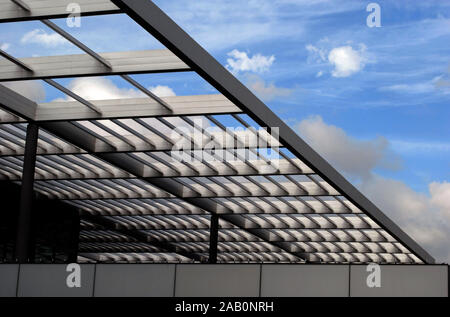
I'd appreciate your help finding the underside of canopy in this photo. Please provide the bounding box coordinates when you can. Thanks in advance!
[0,0,434,264]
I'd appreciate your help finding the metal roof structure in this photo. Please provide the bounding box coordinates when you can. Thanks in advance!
[0,0,434,264]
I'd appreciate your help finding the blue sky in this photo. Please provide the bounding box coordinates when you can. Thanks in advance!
[154,0,450,194]
[0,0,449,261]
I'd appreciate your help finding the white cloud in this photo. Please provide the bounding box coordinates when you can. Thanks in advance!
[2,81,46,102]
[390,140,450,154]
[153,0,361,51]
[0,43,10,51]
[306,44,327,62]
[226,49,275,74]
[20,29,67,47]
[429,181,450,220]
[381,76,443,94]
[328,45,367,77]
[360,176,450,263]
[53,77,176,102]
[305,41,368,78]
[296,115,401,179]
[64,77,143,100]
[295,115,450,262]
[149,85,176,97]
[381,83,432,94]
[245,75,292,101]
[434,67,450,94]
[225,49,290,101]
[305,44,325,78]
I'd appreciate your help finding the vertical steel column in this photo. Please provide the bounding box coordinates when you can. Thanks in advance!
[209,213,219,264]
[15,123,39,263]
[67,210,80,263]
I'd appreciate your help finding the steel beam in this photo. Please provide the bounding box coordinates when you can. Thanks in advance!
[121,75,172,112]
[43,79,102,114]
[0,85,36,120]
[15,122,38,263]
[36,94,238,121]
[0,49,33,72]
[0,50,190,82]
[41,19,112,69]
[208,213,218,264]
[10,0,31,12]
[32,182,332,199]
[0,94,239,122]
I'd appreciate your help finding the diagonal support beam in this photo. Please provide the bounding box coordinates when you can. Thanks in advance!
[41,19,112,69]
[43,79,102,114]
[10,0,30,11]
[121,75,172,112]
[0,49,33,72]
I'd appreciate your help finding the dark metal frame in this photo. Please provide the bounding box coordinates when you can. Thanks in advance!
[0,0,434,264]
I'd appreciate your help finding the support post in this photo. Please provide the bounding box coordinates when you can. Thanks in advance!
[209,213,218,264]
[15,123,39,263]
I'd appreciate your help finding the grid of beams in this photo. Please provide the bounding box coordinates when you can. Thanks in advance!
[0,0,433,264]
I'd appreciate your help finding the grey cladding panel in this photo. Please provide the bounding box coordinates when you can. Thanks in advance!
[175,264,260,297]
[0,264,19,297]
[94,264,175,297]
[261,264,349,297]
